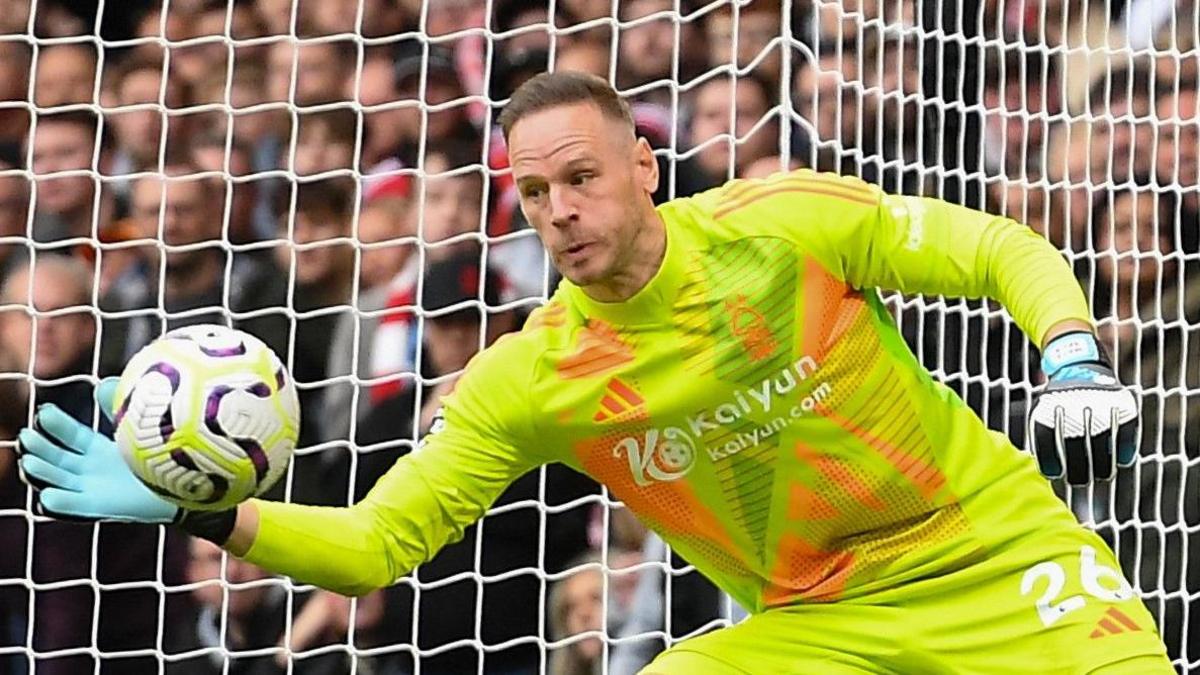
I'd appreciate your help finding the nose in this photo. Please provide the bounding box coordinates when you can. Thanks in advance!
[548,184,577,229]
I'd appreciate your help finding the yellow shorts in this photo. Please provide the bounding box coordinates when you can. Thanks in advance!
[643,528,1171,674]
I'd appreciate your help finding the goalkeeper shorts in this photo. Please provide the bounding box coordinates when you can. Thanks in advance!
[642,526,1171,674]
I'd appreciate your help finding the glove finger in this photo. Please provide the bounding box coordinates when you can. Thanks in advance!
[95,377,119,423]
[19,454,81,492]
[35,404,96,457]
[1116,413,1138,467]
[1063,432,1091,486]
[1031,425,1063,479]
[1086,407,1116,482]
[16,428,84,474]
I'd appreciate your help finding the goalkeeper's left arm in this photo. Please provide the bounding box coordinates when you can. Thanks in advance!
[744,170,1136,484]
[15,338,544,597]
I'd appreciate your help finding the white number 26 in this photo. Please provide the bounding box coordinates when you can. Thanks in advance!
[1020,545,1135,628]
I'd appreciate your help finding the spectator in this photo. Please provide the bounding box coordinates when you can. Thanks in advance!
[275,178,357,501]
[100,166,289,375]
[1,256,190,675]
[323,195,417,450]
[190,132,270,244]
[1086,61,1159,185]
[980,45,1063,177]
[169,538,285,673]
[104,55,186,176]
[0,42,31,146]
[548,556,605,675]
[394,44,479,156]
[616,0,680,106]
[358,51,419,168]
[548,551,642,675]
[170,538,384,674]
[415,252,518,434]
[553,38,613,79]
[793,41,862,171]
[686,74,778,184]
[33,43,96,108]
[295,39,356,105]
[292,108,359,175]
[1156,79,1200,244]
[703,0,785,86]
[27,111,115,246]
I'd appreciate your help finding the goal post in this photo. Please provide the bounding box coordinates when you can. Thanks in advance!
[0,0,1197,673]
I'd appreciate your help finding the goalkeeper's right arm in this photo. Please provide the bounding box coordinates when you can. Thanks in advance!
[15,337,542,597]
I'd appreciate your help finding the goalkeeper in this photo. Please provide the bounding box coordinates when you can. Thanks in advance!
[16,72,1171,673]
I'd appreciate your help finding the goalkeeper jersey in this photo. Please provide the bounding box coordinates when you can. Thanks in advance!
[246,169,1095,611]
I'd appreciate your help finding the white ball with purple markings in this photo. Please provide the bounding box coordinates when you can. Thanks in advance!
[112,324,300,512]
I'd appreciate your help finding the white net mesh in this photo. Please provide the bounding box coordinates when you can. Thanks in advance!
[0,0,1197,673]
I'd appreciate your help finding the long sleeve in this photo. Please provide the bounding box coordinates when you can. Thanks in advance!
[716,170,1093,345]
[240,336,544,596]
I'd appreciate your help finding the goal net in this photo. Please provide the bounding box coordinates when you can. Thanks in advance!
[0,0,1196,673]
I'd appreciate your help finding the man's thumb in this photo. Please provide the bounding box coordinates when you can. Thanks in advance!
[95,377,120,423]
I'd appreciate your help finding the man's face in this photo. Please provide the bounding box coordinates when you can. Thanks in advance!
[186,538,269,619]
[689,78,775,179]
[619,0,675,83]
[110,69,165,167]
[358,204,412,290]
[34,45,96,107]
[1097,190,1168,289]
[1091,94,1155,182]
[31,120,95,218]
[1157,89,1199,188]
[296,42,349,105]
[279,210,352,287]
[415,154,483,257]
[560,568,603,661]
[399,77,466,141]
[192,146,256,241]
[508,102,657,288]
[162,178,218,248]
[0,264,95,379]
[294,127,354,176]
[706,10,781,81]
[795,54,860,145]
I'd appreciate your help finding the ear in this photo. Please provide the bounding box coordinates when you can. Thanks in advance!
[634,136,659,196]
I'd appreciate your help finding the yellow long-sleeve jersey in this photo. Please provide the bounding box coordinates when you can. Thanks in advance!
[244,169,1093,612]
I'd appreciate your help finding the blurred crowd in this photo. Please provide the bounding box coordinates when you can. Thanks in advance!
[0,0,1197,673]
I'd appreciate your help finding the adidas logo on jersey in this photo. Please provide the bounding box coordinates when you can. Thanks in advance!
[1088,606,1143,639]
[592,378,645,422]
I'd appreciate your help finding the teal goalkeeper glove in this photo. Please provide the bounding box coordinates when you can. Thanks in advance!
[1029,331,1138,485]
[16,377,179,523]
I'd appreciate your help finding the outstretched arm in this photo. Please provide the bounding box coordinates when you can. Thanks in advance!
[16,338,542,596]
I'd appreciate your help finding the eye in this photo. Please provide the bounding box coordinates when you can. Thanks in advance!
[522,185,546,200]
[570,172,593,186]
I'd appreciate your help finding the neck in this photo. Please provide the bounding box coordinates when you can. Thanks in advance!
[581,207,667,303]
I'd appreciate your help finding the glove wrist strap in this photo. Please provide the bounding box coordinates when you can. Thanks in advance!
[1041,330,1106,377]
[175,508,237,546]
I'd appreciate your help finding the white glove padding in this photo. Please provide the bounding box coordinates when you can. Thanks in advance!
[1029,331,1137,485]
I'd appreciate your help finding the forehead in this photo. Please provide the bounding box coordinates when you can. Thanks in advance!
[507,103,622,168]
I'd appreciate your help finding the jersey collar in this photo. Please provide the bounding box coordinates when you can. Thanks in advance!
[564,208,687,326]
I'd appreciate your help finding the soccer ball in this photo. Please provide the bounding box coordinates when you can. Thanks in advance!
[112,324,300,512]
